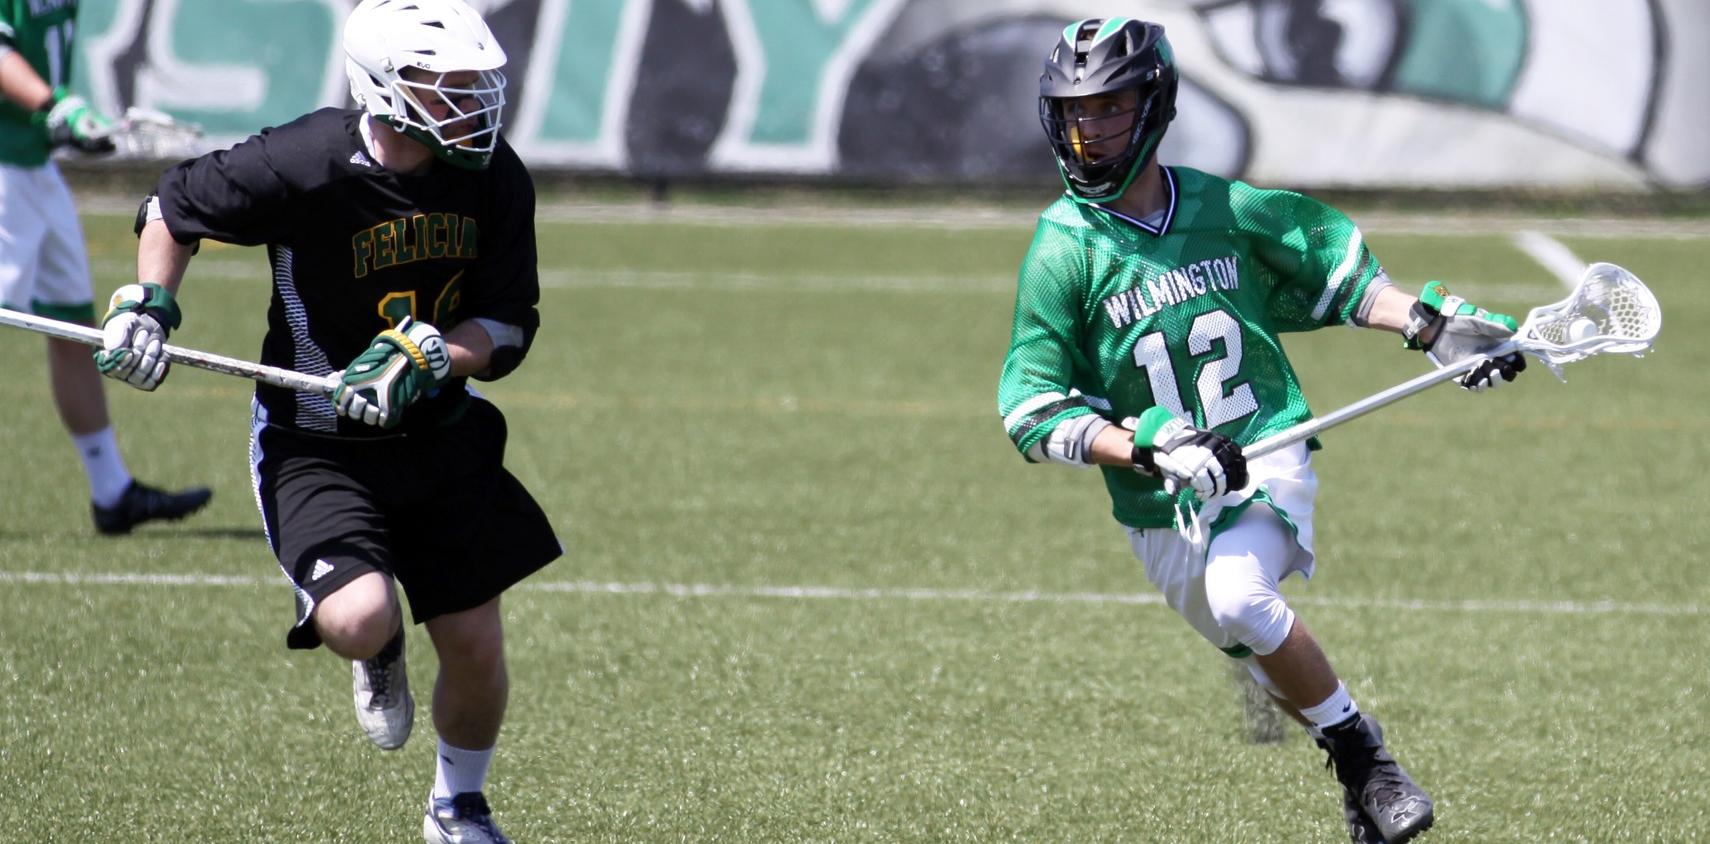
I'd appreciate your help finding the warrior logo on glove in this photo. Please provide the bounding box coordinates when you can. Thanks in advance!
[332,317,452,428]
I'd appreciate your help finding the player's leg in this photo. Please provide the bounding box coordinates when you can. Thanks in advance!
[424,597,507,749]
[420,596,511,843]
[1203,505,1433,843]
[402,400,558,844]
[30,162,209,533]
[251,421,414,749]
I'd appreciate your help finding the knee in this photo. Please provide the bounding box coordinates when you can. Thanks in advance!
[1204,568,1291,653]
[313,575,400,658]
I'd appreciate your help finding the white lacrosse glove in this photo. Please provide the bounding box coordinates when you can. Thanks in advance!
[332,317,452,428]
[1129,406,1249,502]
[94,283,181,391]
[1402,282,1527,392]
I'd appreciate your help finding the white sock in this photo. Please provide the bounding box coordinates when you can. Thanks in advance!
[432,739,495,799]
[73,428,131,507]
[1299,682,1359,731]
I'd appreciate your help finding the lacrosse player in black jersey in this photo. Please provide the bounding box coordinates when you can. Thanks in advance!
[96,1,556,840]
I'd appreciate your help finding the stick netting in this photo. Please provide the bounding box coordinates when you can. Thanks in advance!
[1519,262,1661,366]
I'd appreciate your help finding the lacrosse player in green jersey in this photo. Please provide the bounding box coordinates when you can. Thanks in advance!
[0,0,210,533]
[999,19,1526,844]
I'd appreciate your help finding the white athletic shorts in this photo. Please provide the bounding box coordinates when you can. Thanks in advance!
[0,161,95,323]
[1125,442,1319,656]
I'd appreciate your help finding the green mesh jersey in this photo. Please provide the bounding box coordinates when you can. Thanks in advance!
[998,166,1386,529]
[0,0,79,167]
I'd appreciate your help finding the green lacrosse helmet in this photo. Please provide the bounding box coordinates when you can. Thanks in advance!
[1039,18,1179,204]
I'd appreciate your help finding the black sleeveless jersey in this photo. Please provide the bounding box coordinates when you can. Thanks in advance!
[155,108,540,438]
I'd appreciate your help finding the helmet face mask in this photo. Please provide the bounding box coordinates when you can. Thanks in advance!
[1041,90,1142,169]
[344,0,509,170]
[1038,18,1178,204]
[387,68,508,168]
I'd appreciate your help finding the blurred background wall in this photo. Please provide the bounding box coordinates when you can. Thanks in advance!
[67,0,1709,190]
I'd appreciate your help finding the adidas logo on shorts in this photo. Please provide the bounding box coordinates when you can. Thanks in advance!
[310,559,335,581]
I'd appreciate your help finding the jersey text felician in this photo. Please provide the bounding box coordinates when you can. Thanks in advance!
[156,108,541,438]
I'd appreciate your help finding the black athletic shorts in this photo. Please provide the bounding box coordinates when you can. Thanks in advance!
[250,397,562,649]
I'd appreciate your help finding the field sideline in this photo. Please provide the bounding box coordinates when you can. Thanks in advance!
[1,205,1705,842]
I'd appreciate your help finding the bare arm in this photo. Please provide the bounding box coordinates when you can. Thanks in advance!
[1087,423,1139,468]
[444,320,494,379]
[136,218,195,294]
[1361,284,1418,335]
[0,50,53,112]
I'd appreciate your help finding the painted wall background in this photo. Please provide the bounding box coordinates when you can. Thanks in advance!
[68,0,1708,189]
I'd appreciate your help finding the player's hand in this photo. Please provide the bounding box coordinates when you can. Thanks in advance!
[94,283,181,391]
[1130,406,1248,502]
[35,88,116,154]
[333,317,452,428]
[1403,281,1526,392]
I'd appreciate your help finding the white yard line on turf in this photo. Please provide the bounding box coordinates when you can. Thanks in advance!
[1512,231,1587,288]
[0,570,1701,617]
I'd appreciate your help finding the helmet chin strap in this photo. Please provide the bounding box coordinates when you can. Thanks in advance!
[359,113,437,174]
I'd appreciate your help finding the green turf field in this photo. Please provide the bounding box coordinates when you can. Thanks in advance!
[2,207,1705,842]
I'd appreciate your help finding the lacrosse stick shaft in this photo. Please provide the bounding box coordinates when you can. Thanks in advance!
[1245,261,1657,462]
[0,309,336,395]
[1243,345,1509,461]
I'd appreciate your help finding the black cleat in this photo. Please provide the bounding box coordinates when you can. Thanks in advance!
[1319,715,1434,843]
[1318,738,1390,843]
[92,481,212,535]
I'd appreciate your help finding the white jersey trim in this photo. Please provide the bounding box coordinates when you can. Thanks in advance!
[1092,167,1179,236]
[250,404,318,632]
[271,246,339,432]
[1311,227,1365,323]
[1003,390,1068,432]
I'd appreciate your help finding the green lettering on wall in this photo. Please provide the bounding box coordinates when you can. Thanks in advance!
[535,0,629,144]
[711,0,907,171]
[1393,0,1526,107]
[153,0,337,135]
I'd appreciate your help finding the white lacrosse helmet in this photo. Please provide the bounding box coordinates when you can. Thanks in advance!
[344,0,508,169]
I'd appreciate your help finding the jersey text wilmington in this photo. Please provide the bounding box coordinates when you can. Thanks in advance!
[1101,254,1241,329]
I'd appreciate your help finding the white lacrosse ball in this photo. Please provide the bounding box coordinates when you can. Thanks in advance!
[1567,318,1598,343]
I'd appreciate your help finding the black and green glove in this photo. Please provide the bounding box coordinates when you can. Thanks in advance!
[1402,282,1526,391]
[33,87,116,154]
[1131,406,1248,501]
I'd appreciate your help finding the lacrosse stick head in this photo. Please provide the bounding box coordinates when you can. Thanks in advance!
[109,107,205,160]
[1516,262,1661,379]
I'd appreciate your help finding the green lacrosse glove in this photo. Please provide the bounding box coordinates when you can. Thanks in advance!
[94,283,182,391]
[333,317,452,428]
[33,87,116,154]
[1401,281,1527,392]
